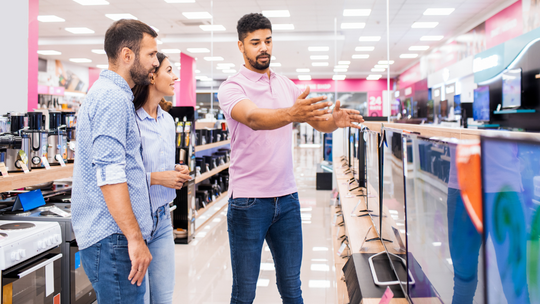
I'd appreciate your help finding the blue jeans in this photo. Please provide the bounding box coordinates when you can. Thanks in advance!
[227,192,304,304]
[80,234,147,303]
[145,204,175,304]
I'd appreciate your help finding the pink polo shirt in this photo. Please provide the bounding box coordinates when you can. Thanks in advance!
[218,66,301,198]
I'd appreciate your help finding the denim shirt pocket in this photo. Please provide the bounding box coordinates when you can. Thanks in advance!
[229,197,257,209]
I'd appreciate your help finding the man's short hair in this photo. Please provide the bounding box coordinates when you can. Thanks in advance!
[237,13,272,42]
[104,19,158,63]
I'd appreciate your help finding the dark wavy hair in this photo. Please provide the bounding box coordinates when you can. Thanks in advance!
[237,13,272,42]
[132,52,168,111]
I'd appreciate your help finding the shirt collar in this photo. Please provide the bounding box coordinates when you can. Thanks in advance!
[240,65,275,82]
[136,105,165,121]
[100,70,133,98]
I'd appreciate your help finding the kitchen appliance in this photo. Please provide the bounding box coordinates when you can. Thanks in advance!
[0,116,9,133]
[27,112,49,168]
[62,112,77,162]
[4,114,30,173]
[48,111,68,165]
[0,220,63,302]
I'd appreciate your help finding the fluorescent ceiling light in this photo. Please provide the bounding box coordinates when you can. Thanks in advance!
[374,64,388,68]
[91,49,106,54]
[204,56,224,61]
[187,48,210,53]
[378,60,394,64]
[215,66,227,70]
[367,74,382,80]
[96,64,108,69]
[217,63,235,67]
[262,10,290,17]
[223,69,236,73]
[151,26,159,32]
[308,46,329,52]
[371,68,385,72]
[334,68,347,72]
[156,39,163,44]
[412,22,438,28]
[37,50,61,55]
[298,75,311,81]
[334,65,349,69]
[200,25,226,31]
[270,62,282,67]
[343,9,371,16]
[195,70,201,73]
[424,8,455,15]
[65,27,95,34]
[333,75,346,80]
[409,46,429,51]
[173,62,180,67]
[38,15,65,22]
[105,14,138,21]
[310,55,329,60]
[355,46,374,51]
[183,12,212,19]
[352,54,369,59]
[359,36,380,42]
[273,24,294,30]
[296,68,310,72]
[421,35,444,41]
[312,62,328,66]
[338,61,351,65]
[162,49,181,54]
[69,58,92,63]
[341,23,365,29]
[73,0,109,5]
[400,53,419,58]
[164,0,195,2]
[271,56,276,60]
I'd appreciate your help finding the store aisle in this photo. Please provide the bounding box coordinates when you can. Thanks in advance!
[172,147,337,304]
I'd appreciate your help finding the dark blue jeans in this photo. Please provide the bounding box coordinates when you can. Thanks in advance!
[228,192,304,304]
[80,234,146,303]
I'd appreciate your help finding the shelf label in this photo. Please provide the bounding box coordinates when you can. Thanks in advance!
[56,154,66,167]
[41,157,51,169]
[20,162,30,174]
[379,287,395,304]
[337,243,347,256]
[0,162,8,177]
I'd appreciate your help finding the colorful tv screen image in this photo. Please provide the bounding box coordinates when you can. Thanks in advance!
[473,86,490,122]
[502,68,522,109]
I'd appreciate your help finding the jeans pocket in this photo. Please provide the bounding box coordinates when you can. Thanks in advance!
[288,192,300,202]
[229,197,257,209]
[81,242,102,284]
[113,234,129,248]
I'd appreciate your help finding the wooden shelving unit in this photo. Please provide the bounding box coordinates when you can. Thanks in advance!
[0,164,74,193]
[195,163,230,184]
[194,140,230,152]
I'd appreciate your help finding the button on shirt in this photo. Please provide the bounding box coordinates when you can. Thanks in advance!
[72,70,152,250]
[135,106,176,213]
[218,66,301,198]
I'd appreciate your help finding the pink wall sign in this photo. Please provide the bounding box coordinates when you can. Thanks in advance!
[178,53,196,107]
[291,79,391,93]
[485,0,523,49]
[399,62,423,89]
[367,91,383,117]
[88,67,101,91]
[27,0,39,111]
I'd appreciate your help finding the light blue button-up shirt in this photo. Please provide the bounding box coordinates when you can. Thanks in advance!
[72,70,152,250]
[135,106,177,213]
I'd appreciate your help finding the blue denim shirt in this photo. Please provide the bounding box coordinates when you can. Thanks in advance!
[72,70,152,250]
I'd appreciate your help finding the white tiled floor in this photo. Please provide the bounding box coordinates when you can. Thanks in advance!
[172,147,337,304]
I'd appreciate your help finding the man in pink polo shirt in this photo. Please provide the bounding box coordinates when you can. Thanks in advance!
[218,13,364,304]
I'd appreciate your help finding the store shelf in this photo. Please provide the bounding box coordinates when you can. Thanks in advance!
[494,109,536,114]
[195,163,229,184]
[0,164,74,193]
[195,193,229,233]
[195,140,230,152]
[195,191,228,220]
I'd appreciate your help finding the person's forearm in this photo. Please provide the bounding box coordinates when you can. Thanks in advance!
[245,107,292,130]
[101,183,144,242]
[308,114,338,133]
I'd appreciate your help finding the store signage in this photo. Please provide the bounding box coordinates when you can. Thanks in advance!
[446,85,455,94]
[473,55,500,73]
[367,91,383,117]
[434,89,440,97]
[404,87,412,96]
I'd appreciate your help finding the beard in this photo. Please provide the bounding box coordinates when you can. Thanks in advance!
[246,52,271,71]
[130,55,155,86]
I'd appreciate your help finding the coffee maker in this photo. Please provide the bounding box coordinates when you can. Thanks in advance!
[4,112,31,172]
[26,112,49,168]
[48,111,67,165]
[62,112,76,162]
[0,134,23,173]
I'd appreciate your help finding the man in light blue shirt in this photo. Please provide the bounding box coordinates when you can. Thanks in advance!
[72,19,160,303]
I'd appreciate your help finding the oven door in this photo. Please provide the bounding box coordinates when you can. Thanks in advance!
[70,240,95,304]
[2,247,62,304]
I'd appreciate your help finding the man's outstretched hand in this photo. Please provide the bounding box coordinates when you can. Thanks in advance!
[287,86,333,123]
[332,100,365,129]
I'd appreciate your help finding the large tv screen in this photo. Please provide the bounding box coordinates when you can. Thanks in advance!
[502,68,522,109]
[473,86,490,122]
[365,130,381,235]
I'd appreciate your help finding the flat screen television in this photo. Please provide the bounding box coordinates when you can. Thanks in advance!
[454,94,461,115]
[343,126,350,165]
[502,68,522,109]
[356,128,367,188]
[473,86,490,122]
[365,129,381,235]
[482,135,540,304]
[349,127,356,168]
[404,134,484,303]
[440,100,449,118]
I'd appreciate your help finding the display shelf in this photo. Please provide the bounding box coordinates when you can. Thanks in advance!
[195,191,228,220]
[0,164,74,193]
[195,194,229,233]
[331,204,350,304]
[494,109,536,114]
[194,140,230,152]
[195,163,230,184]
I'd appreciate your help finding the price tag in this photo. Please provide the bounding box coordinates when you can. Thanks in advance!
[336,226,341,239]
[20,162,30,174]
[332,214,338,226]
[41,157,51,169]
[379,287,395,304]
[0,162,8,177]
[48,206,70,217]
[56,155,66,167]
[337,243,347,256]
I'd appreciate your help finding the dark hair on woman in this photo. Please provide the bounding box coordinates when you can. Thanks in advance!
[237,13,272,42]
[132,52,168,110]
[104,19,157,64]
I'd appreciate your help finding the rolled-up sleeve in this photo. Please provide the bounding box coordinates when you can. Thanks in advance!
[218,81,248,118]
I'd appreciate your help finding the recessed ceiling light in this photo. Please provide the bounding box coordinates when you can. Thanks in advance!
[308,46,329,52]
[359,36,381,42]
[164,0,195,3]
[334,65,349,69]
[378,60,394,64]
[333,75,346,80]
[199,25,226,31]
[343,9,371,16]
[151,26,159,32]
[296,68,310,72]
[412,22,438,28]
[156,39,163,44]
[273,24,294,30]
[96,64,109,69]
[183,12,212,19]
[341,23,365,29]
[37,50,62,55]
[352,54,369,59]
[187,48,210,53]
[334,68,347,72]
[371,68,385,72]
[38,15,65,22]
[374,64,388,68]
[338,61,351,65]
[409,46,429,51]
[424,8,455,15]
[270,62,282,67]
[223,69,237,73]
[298,75,312,81]
[162,49,181,54]
[69,58,92,63]
[91,49,106,54]
[204,56,224,61]
[65,27,95,34]
[420,35,444,41]
[262,10,290,17]
[310,55,329,60]
[355,46,375,51]
[312,62,329,66]
[400,54,419,58]
[105,14,138,21]
[73,0,109,5]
